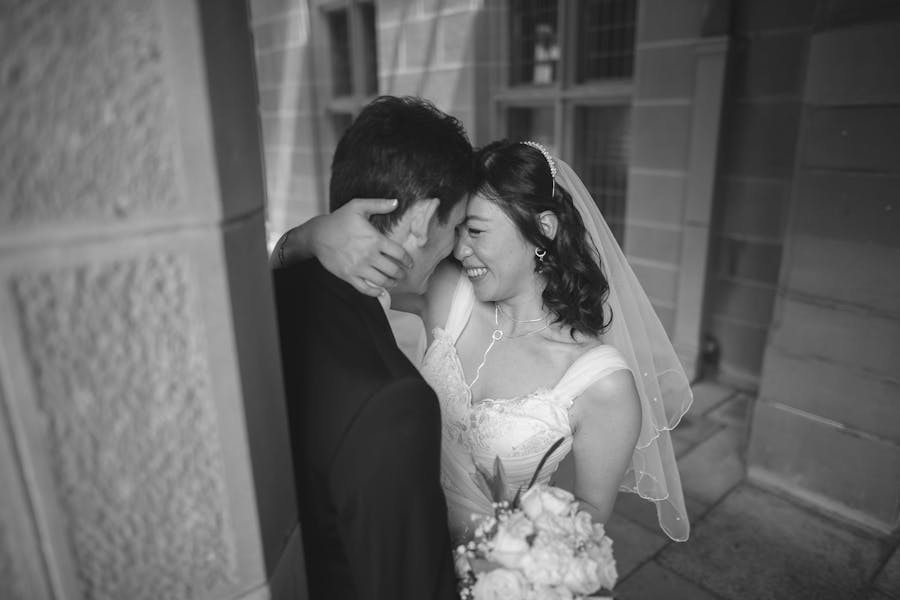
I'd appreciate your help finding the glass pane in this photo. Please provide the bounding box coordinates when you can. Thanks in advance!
[509,0,559,86]
[507,106,556,153]
[572,106,630,244]
[327,9,352,96]
[576,0,636,82]
[361,2,378,94]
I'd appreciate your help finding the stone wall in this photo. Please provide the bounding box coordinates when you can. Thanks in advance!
[748,2,900,534]
[0,1,303,597]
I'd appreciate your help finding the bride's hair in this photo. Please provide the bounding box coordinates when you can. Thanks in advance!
[474,140,611,337]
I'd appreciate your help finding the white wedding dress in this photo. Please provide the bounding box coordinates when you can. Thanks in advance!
[419,271,630,542]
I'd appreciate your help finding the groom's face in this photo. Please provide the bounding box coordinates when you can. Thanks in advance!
[401,200,467,294]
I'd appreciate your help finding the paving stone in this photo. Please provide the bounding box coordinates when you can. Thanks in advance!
[869,590,895,600]
[708,393,754,428]
[689,381,737,416]
[875,546,900,597]
[613,490,711,539]
[617,561,721,600]
[604,513,669,580]
[672,413,725,447]
[658,485,883,600]
[678,426,746,505]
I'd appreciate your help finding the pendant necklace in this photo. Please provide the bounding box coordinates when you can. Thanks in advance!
[466,304,550,390]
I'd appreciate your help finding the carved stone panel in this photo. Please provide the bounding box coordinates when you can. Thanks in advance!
[0,0,181,226]
[12,254,236,600]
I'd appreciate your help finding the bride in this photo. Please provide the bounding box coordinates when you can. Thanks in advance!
[282,140,692,543]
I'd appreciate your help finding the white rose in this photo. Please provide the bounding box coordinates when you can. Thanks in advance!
[572,511,594,541]
[520,485,576,520]
[562,557,602,595]
[527,584,574,600]
[532,512,575,539]
[586,541,618,590]
[520,534,573,586]
[472,568,528,600]
[489,513,533,569]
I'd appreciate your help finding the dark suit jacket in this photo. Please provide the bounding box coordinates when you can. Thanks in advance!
[273,259,457,600]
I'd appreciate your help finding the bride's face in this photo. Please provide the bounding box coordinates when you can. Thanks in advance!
[454,193,538,302]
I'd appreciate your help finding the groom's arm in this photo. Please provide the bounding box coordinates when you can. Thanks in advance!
[330,378,457,600]
[269,199,413,297]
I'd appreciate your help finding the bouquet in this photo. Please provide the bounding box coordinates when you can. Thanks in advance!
[455,440,617,599]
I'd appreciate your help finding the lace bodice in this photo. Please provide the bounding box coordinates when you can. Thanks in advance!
[419,272,630,537]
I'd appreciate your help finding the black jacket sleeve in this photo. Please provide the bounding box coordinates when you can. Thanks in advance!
[328,376,457,600]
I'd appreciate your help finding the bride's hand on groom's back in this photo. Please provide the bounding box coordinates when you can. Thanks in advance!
[313,198,414,297]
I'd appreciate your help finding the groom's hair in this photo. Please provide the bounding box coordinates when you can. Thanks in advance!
[330,96,474,233]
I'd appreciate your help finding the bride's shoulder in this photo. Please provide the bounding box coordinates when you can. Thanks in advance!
[422,260,466,329]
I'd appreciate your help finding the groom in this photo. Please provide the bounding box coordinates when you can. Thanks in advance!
[272,96,473,599]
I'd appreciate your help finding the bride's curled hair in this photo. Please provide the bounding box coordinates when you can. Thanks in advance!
[474,140,611,337]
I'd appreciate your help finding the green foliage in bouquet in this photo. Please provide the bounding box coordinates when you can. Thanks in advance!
[472,437,566,510]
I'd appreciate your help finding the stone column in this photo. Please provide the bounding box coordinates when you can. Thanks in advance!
[0,1,304,598]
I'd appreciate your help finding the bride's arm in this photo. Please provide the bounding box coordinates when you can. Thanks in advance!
[270,199,413,298]
[570,370,642,523]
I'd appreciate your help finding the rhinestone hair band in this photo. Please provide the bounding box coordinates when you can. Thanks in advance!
[521,140,556,196]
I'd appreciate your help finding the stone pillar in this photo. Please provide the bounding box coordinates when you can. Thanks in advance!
[0,1,304,598]
[627,0,729,377]
[748,8,900,535]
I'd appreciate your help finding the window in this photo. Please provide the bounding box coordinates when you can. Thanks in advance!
[499,0,636,244]
[324,1,379,136]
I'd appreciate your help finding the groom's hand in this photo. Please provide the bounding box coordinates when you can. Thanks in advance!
[314,198,414,298]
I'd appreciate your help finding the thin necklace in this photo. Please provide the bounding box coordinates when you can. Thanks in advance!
[496,303,548,324]
[466,304,552,390]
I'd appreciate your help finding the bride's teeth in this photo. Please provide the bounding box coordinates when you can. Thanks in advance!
[466,267,487,278]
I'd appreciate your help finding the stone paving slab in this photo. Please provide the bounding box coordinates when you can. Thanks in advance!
[869,590,895,600]
[875,545,900,597]
[671,414,725,457]
[613,490,711,538]
[658,485,884,600]
[616,561,723,600]
[604,513,669,580]
[678,425,746,505]
[707,392,754,428]
[689,381,738,416]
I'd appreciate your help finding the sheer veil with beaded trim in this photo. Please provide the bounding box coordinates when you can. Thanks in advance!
[554,157,693,541]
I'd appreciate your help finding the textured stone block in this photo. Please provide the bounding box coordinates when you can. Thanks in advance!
[629,261,679,306]
[804,106,900,173]
[10,254,238,600]
[806,23,900,105]
[749,402,900,528]
[637,0,708,42]
[719,101,802,178]
[712,236,782,283]
[785,236,900,317]
[769,298,900,376]
[260,113,316,153]
[624,224,682,264]
[718,177,789,239]
[659,485,883,599]
[818,0,900,30]
[250,0,302,21]
[254,45,310,87]
[734,0,817,32]
[0,0,182,229]
[439,11,476,65]
[251,12,310,53]
[635,45,695,99]
[705,316,768,380]
[794,171,900,248]
[689,381,737,416]
[760,350,900,444]
[631,105,692,171]
[709,279,776,328]
[627,172,686,225]
[731,31,807,99]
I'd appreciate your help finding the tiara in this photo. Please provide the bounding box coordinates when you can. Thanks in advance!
[521,141,557,179]
[521,140,557,195]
